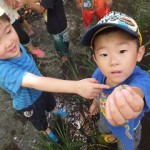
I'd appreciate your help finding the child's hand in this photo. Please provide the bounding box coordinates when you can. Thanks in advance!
[105,0,113,7]
[105,85,144,126]
[76,78,109,99]
[4,0,16,9]
[4,0,23,10]
[15,1,24,10]
[17,0,30,5]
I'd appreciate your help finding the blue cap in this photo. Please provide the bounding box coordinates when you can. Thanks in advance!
[81,11,142,46]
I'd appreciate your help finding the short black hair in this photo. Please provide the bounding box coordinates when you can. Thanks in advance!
[92,27,140,50]
[0,13,10,23]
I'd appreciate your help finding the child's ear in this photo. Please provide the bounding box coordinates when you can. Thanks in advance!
[137,46,145,62]
[93,54,98,64]
[93,55,97,64]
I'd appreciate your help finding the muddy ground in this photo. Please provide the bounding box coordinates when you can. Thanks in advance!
[1,0,150,150]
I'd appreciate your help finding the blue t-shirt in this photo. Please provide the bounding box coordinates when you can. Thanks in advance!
[0,44,42,110]
[92,66,150,150]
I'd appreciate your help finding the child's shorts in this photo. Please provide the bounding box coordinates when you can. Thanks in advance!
[17,92,56,131]
[50,28,70,57]
[99,114,141,150]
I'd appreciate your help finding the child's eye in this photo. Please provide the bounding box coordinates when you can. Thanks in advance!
[100,54,108,57]
[6,29,11,34]
[120,50,127,53]
[5,26,11,34]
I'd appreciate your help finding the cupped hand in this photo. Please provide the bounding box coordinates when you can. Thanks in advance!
[105,85,144,126]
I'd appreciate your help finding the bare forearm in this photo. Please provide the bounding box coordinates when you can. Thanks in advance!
[22,0,45,13]
[22,73,78,93]
[34,77,78,93]
[22,73,109,99]
[30,2,45,13]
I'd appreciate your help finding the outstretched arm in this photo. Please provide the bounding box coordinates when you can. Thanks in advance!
[4,0,23,10]
[18,0,46,13]
[4,0,17,9]
[22,73,110,99]
[105,85,144,126]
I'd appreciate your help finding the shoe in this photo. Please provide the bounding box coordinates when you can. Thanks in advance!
[101,134,117,144]
[54,108,68,118]
[29,47,45,58]
[48,131,59,142]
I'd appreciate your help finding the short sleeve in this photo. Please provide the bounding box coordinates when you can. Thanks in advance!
[129,74,150,109]
[0,63,27,94]
[92,68,105,84]
[40,0,54,9]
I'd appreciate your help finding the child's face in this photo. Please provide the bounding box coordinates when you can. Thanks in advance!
[0,20,21,59]
[93,30,145,87]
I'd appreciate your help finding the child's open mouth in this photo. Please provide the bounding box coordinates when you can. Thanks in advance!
[9,46,16,53]
[111,71,122,77]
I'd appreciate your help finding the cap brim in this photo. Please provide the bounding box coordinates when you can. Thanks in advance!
[81,23,138,46]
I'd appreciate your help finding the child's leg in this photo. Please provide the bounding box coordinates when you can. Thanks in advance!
[82,8,94,29]
[21,19,35,37]
[44,126,58,142]
[99,114,117,143]
[17,92,59,142]
[134,122,142,149]
[45,92,67,117]
[89,101,117,143]
[50,28,70,62]
[116,122,141,150]
[95,0,110,21]
[89,99,99,116]
[12,20,45,58]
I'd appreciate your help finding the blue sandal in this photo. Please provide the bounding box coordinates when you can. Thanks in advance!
[54,108,68,117]
[48,131,58,142]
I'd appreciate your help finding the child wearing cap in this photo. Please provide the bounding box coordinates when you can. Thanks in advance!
[82,11,150,149]
[76,0,113,30]
[0,7,105,142]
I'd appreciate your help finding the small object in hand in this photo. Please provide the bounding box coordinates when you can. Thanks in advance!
[121,85,126,89]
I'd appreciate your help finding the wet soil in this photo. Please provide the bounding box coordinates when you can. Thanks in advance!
[1,0,150,150]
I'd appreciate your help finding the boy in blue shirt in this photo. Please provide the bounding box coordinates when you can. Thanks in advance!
[0,7,108,142]
[82,11,150,149]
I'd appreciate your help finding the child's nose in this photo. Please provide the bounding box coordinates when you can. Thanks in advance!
[5,39,12,49]
[109,55,119,66]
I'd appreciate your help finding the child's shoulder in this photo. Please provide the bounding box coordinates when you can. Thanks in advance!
[134,66,149,76]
